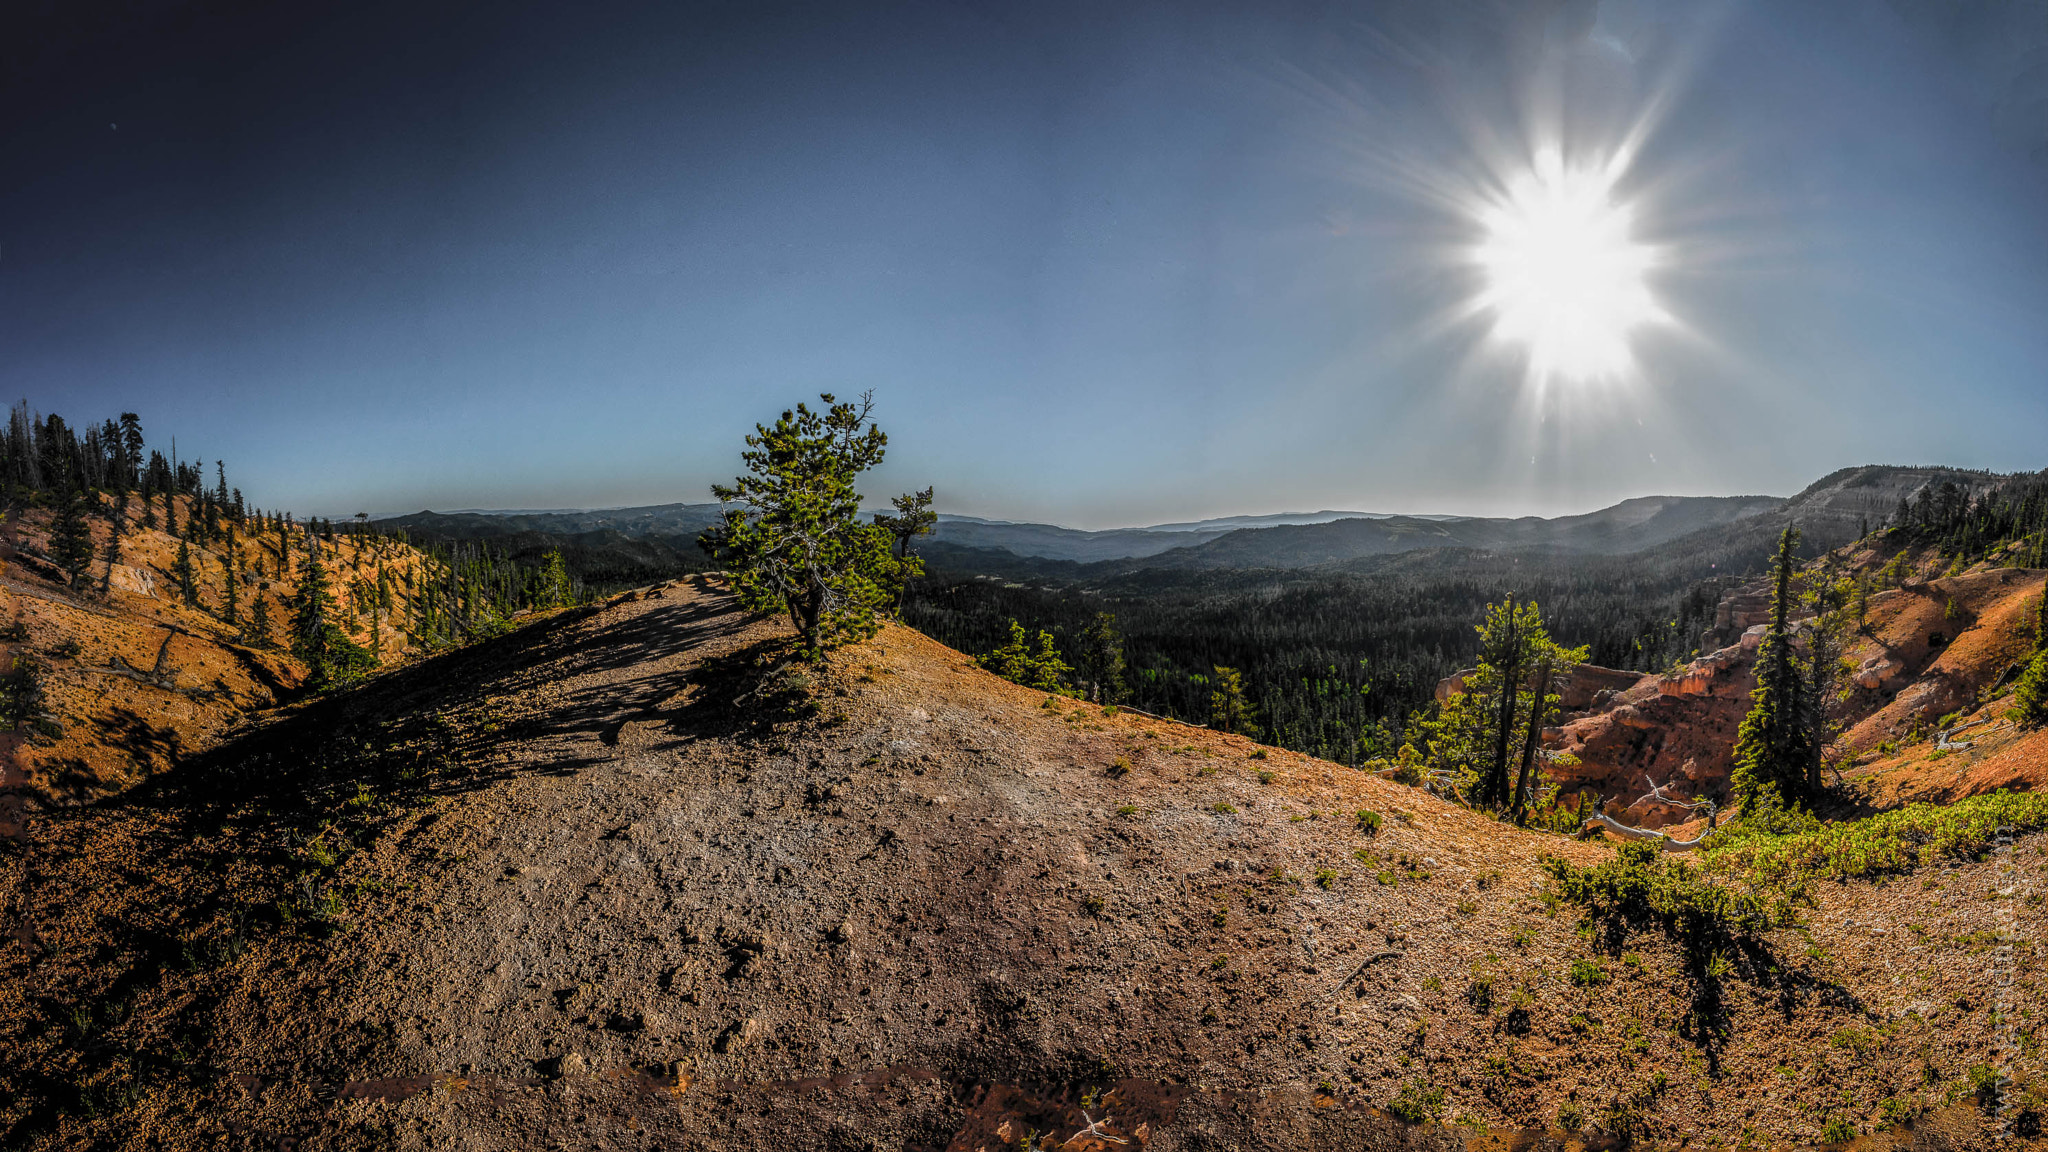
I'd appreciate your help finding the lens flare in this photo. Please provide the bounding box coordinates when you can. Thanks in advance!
[1471,148,1664,385]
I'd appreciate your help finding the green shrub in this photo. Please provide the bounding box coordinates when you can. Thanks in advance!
[1543,841,1769,950]
[1385,1080,1444,1123]
[1968,1062,2001,1107]
[1707,791,2048,885]
[1356,809,1382,835]
[1467,972,1495,1013]
[1829,1026,1877,1058]
[979,620,1072,692]
[1568,958,1608,986]
[1820,1115,1856,1143]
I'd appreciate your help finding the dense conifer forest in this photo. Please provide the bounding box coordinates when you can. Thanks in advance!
[904,555,1734,762]
[1887,472,2048,566]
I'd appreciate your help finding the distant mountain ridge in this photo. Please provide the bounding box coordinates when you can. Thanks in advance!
[382,464,2021,576]
[382,503,728,538]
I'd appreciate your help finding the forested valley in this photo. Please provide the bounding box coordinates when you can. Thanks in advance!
[902,557,1746,764]
[906,467,2048,766]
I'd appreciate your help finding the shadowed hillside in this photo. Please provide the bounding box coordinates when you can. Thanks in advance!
[2,494,435,808]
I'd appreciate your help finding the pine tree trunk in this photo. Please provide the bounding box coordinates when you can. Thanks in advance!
[1511,656,1551,826]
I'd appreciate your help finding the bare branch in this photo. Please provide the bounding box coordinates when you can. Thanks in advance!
[1579,777,1719,852]
[1066,1111,1128,1147]
[1936,716,2006,752]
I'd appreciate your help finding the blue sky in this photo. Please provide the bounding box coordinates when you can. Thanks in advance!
[7,0,2047,527]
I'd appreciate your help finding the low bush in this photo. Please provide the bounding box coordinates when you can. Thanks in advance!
[1706,791,2048,886]
[1385,1080,1445,1123]
[1877,1094,1921,1128]
[1568,958,1608,986]
[1542,841,1769,951]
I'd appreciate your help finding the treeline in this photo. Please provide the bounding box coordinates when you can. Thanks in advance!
[380,521,711,592]
[0,401,322,542]
[3,400,592,688]
[904,552,1746,764]
[396,539,579,650]
[1883,471,2048,566]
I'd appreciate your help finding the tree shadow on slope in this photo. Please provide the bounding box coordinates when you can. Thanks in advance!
[1547,842,1872,1082]
[99,705,186,777]
[157,581,763,821]
[482,592,792,773]
[0,583,790,1148]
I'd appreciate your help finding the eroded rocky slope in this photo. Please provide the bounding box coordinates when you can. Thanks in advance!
[1,495,432,809]
[1469,548,2048,827]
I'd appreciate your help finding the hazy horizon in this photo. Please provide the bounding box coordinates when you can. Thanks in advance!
[377,484,1806,533]
[11,1,2048,527]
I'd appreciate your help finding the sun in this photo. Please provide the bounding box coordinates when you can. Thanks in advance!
[1472,149,1663,384]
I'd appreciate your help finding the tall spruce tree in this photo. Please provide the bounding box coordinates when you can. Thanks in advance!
[222,530,241,625]
[1731,526,1812,810]
[536,550,572,608]
[1074,612,1129,705]
[288,539,370,685]
[289,546,330,654]
[1209,665,1257,738]
[245,590,273,648]
[119,413,144,489]
[48,480,95,587]
[174,538,199,606]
